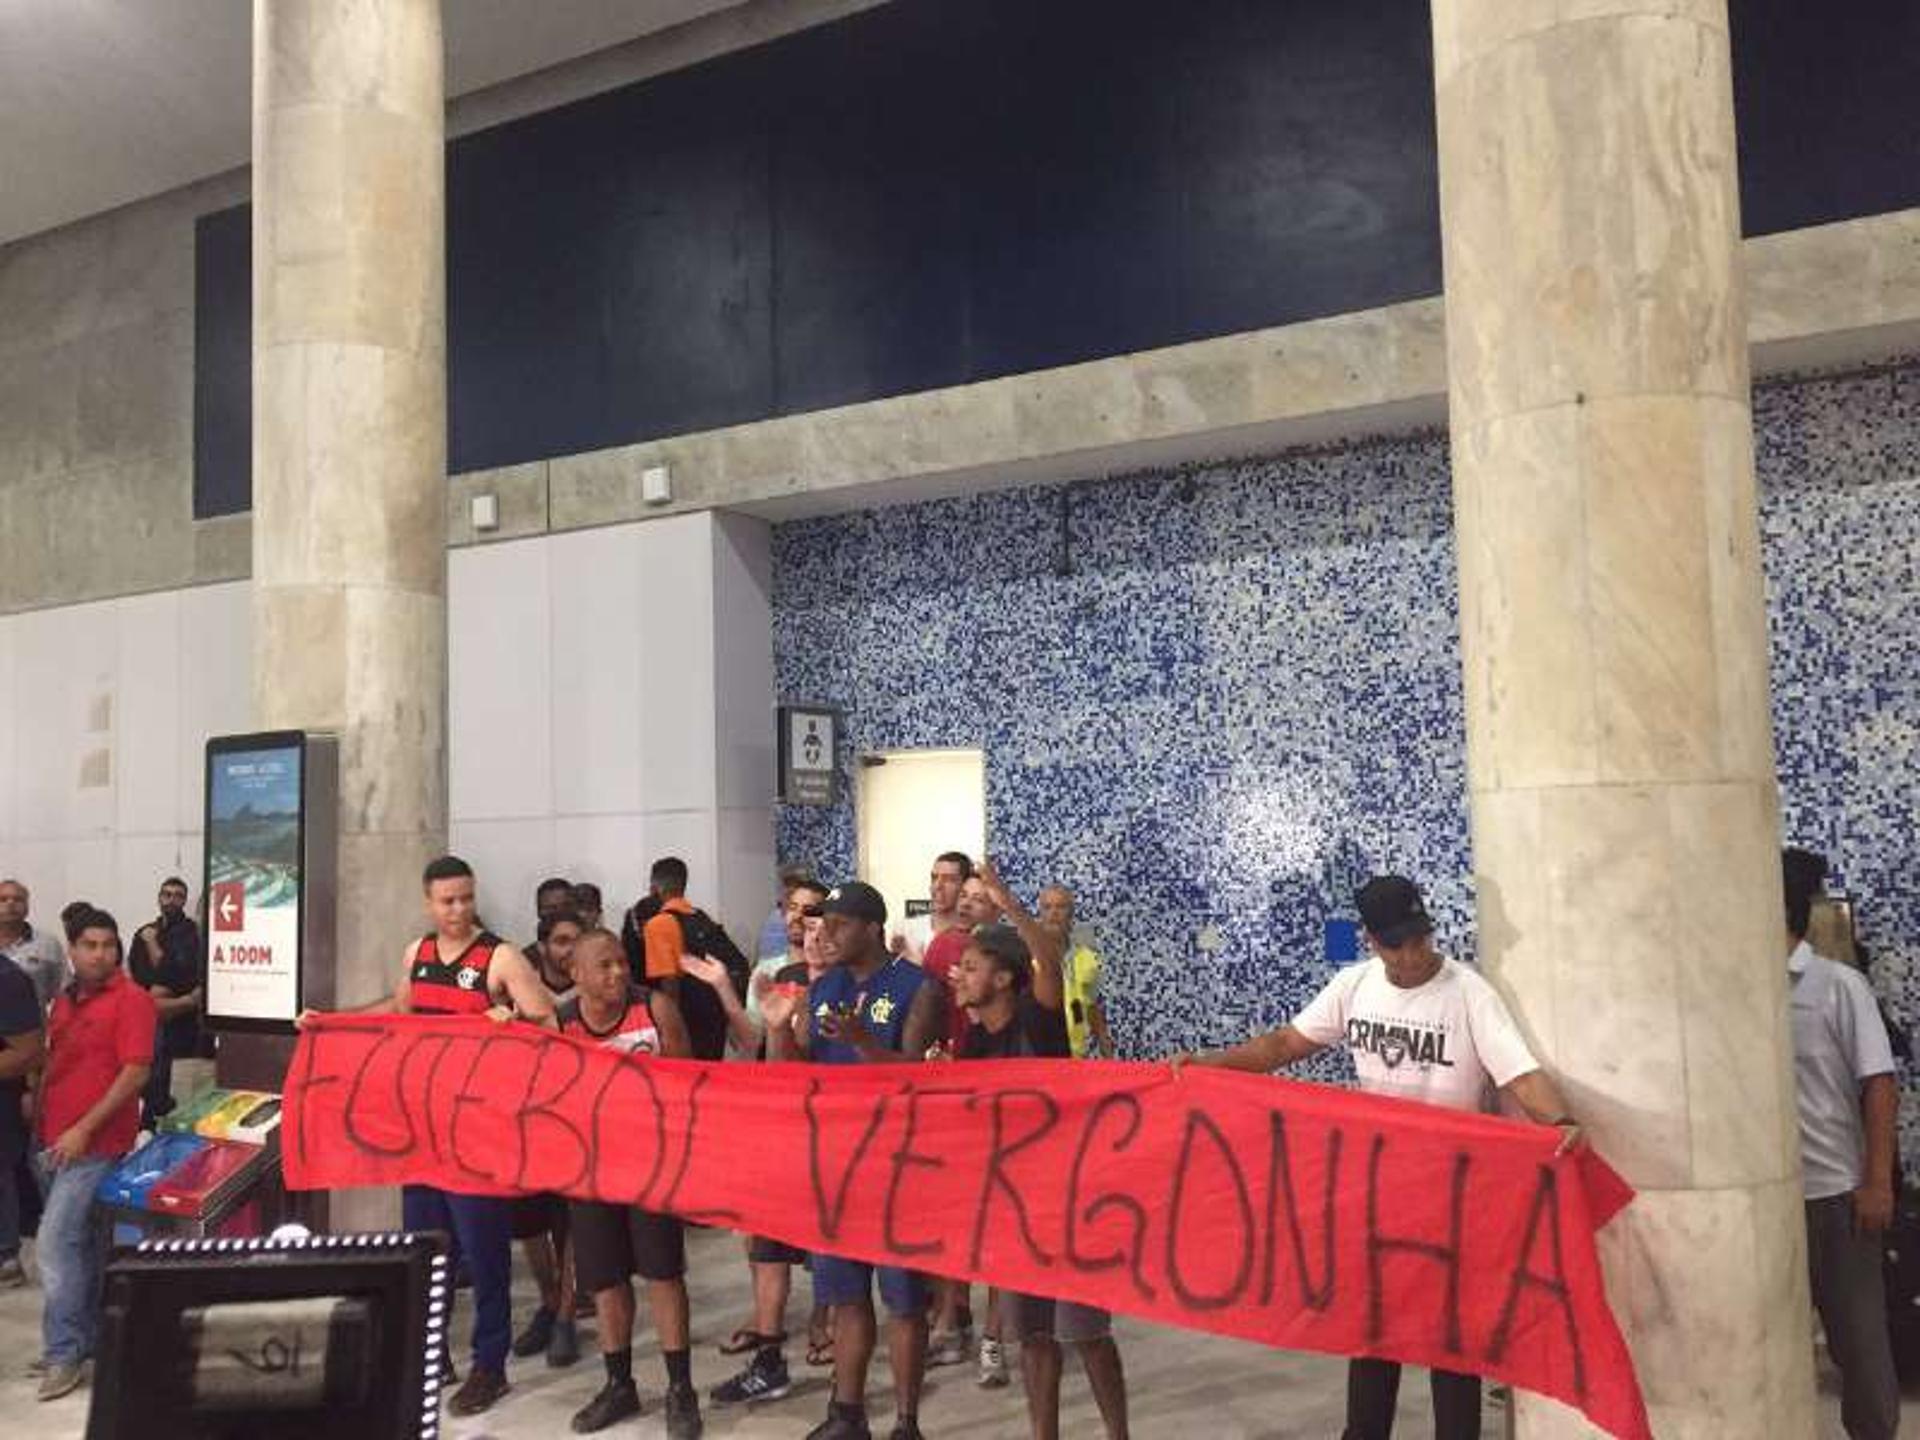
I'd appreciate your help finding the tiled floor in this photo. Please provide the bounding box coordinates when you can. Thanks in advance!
[0,1227,1903,1437]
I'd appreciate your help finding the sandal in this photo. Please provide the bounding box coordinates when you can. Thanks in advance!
[717,1327,784,1356]
[805,1309,834,1367]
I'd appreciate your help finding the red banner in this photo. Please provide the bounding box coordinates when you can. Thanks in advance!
[285,1015,1650,1440]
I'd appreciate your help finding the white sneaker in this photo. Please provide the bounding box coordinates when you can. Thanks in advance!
[976,1336,1009,1388]
[926,1326,972,1368]
[0,1256,26,1287]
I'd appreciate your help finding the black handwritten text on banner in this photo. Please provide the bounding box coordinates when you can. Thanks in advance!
[284,1015,1650,1440]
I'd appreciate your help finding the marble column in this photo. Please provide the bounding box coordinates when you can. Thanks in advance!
[1430,3,1813,1436]
[251,0,446,1232]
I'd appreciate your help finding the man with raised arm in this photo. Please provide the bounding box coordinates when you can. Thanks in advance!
[1179,875,1580,1440]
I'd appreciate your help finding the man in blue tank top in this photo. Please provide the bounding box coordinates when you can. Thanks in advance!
[771,881,945,1440]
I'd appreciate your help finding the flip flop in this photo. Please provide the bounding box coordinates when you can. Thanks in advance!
[717,1328,785,1356]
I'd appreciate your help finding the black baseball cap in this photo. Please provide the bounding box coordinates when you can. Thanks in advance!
[807,881,887,926]
[1355,875,1433,947]
[1782,846,1828,899]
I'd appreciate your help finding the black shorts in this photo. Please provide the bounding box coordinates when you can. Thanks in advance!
[510,1193,569,1243]
[749,1234,807,1266]
[569,1201,686,1292]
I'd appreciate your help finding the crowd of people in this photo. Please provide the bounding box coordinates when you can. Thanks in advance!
[310,851,1130,1440]
[0,842,1905,1440]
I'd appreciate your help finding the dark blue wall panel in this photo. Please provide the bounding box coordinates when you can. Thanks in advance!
[191,0,1920,518]
[1730,0,1920,237]
[193,207,251,521]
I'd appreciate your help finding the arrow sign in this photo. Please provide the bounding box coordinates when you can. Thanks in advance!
[212,882,245,933]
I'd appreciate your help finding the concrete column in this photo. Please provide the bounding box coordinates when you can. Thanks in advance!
[251,4,445,1062]
[1431,4,1813,1436]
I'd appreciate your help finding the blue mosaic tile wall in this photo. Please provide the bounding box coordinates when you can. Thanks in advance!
[1758,366,1920,1103]
[773,364,1920,1101]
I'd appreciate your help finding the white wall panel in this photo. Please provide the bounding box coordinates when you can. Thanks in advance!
[2,841,65,922]
[712,514,775,813]
[176,834,206,919]
[175,580,252,831]
[635,808,718,913]
[446,815,558,947]
[0,613,17,845]
[111,832,193,929]
[635,514,716,815]
[64,836,115,917]
[549,526,645,816]
[14,599,117,842]
[716,805,776,942]
[450,537,553,823]
[550,811,649,918]
[2,584,246,922]
[6,510,777,944]
[114,589,183,836]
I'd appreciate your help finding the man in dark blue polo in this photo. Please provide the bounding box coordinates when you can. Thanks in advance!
[771,882,944,1440]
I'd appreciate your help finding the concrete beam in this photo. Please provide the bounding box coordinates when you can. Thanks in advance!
[2,206,1917,610]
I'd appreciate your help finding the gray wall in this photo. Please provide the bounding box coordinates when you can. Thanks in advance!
[0,173,250,613]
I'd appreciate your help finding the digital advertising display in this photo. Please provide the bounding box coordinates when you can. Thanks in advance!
[203,734,307,1029]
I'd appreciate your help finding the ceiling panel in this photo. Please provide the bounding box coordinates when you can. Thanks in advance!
[0,0,743,245]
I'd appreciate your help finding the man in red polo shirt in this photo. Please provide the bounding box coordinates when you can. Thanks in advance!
[35,907,154,1401]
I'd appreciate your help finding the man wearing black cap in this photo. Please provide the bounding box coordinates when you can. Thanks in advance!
[771,881,944,1440]
[1180,874,1580,1440]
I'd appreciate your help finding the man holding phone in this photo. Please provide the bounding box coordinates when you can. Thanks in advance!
[129,876,204,1127]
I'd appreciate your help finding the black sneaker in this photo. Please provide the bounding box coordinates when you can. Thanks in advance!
[887,1423,926,1440]
[512,1305,556,1359]
[804,1408,873,1440]
[711,1349,792,1406]
[571,1377,642,1434]
[665,1382,704,1439]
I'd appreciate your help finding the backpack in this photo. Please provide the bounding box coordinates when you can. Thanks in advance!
[674,907,754,998]
[620,897,753,1062]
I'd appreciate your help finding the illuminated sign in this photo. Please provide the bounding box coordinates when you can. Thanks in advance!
[203,733,312,1030]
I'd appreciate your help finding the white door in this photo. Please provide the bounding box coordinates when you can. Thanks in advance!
[856,748,986,934]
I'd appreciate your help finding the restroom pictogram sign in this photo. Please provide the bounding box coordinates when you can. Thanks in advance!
[779,705,839,806]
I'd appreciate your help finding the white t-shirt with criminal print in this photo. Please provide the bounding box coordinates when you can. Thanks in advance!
[1291,957,1539,1113]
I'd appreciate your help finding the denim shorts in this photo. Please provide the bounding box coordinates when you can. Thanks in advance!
[810,1253,928,1317]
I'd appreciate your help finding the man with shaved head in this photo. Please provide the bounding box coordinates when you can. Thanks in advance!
[0,879,69,1012]
[1037,886,1114,1060]
[560,928,702,1437]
